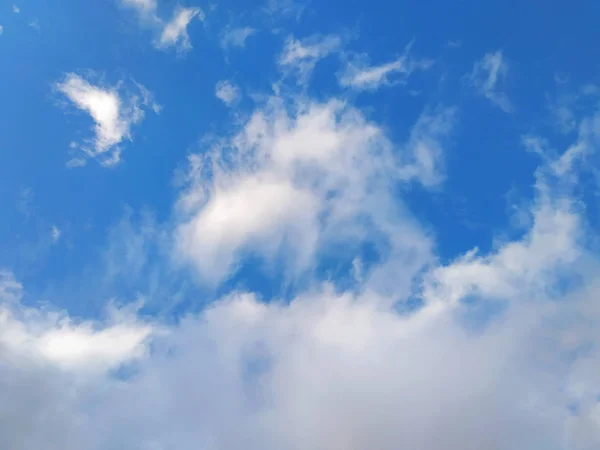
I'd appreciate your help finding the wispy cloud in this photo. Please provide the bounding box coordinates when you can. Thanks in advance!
[339,49,433,91]
[55,73,159,167]
[120,0,203,53]
[220,26,256,49]
[263,0,307,20]
[51,225,61,242]
[470,50,514,112]
[278,34,342,84]
[215,80,241,106]
[12,4,20,13]
[157,7,203,52]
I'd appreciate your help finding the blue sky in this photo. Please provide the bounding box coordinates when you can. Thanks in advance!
[1,0,600,448]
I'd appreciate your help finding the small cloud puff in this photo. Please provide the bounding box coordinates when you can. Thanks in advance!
[55,73,160,167]
[215,80,241,106]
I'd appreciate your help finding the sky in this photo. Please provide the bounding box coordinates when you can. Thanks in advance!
[1,0,600,448]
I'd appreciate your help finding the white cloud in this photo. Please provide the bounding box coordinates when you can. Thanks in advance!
[6,33,600,450]
[3,104,600,450]
[12,4,20,13]
[55,73,159,167]
[175,95,453,285]
[0,25,3,35]
[51,226,61,242]
[279,34,342,84]
[215,80,241,106]
[470,50,514,112]
[0,273,152,374]
[264,0,307,19]
[339,45,433,91]
[120,1,203,53]
[157,7,203,52]
[220,26,256,49]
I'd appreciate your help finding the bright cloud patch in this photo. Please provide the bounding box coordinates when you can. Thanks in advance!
[56,73,159,167]
[0,272,152,374]
[174,96,450,285]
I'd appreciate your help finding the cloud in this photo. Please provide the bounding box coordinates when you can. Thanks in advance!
[174,94,454,285]
[3,96,600,450]
[51,226,61,242]
[55,73,159,167]
[12,4,19,13]
[120,1,203,53]
[220,26,256,49]
[339,44,433,91]
[264,0,307,19]
[157,7,203,52]
[0,274,153,375]
[0,25,3,35]
[278,34,343,84]
[397,105,457,186]
[470,50,514,112]
[215,80,241,106]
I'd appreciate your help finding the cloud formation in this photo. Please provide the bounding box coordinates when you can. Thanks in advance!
[215,80,241,106]
[470,50,514,112]
[174,93,452,285]
[157,7,203,52]
[220,26,256,49]
[121,0,203,52]
[278,34,343,84]
[339,44,433,91]
[56,73,159,167]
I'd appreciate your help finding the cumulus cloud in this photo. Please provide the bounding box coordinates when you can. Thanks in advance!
[0,272,152,375]
[220,26,256,49]
[339,44,433,91]
[470,50,514,112]
[3,143,600,449]
[120,0,203,52]
[55,73,159,167]
[278,34,342,84]
[174,94,451,285]
[215,80,241,106]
